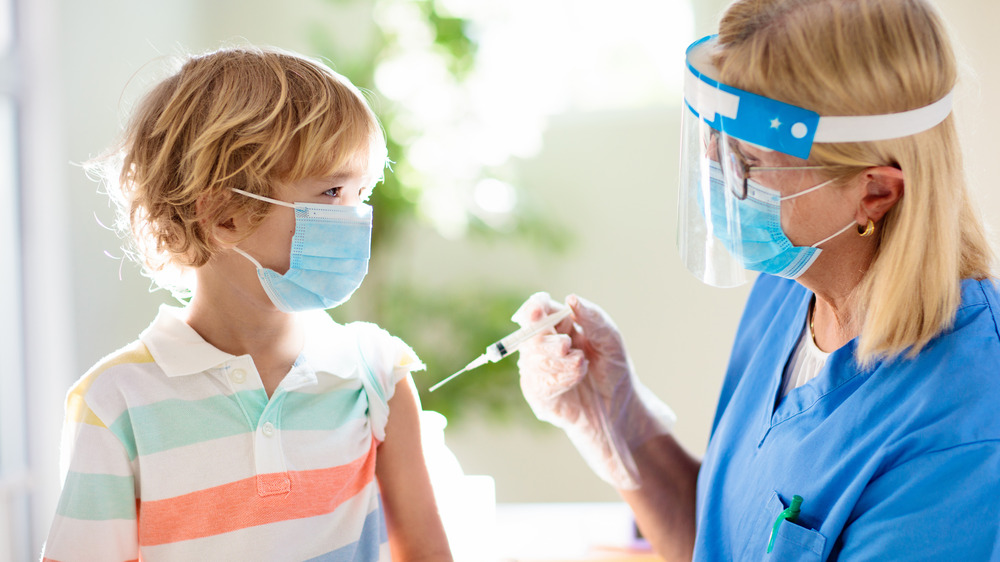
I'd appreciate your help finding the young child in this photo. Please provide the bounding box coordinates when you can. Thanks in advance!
[42,46,452,561]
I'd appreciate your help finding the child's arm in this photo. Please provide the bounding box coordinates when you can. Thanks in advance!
[376,380,453,561]
[42,387,139,561]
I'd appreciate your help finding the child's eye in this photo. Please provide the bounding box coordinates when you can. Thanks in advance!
[323,187,342,198]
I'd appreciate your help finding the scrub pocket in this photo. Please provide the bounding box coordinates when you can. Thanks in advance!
[763,491,827,561]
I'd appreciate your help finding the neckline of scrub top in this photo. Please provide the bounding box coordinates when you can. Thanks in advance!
[755,276,995,443]
[762,287,879,431]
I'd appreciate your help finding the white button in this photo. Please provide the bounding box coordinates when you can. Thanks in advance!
[230,368,247,384]
[791,122,809,139]
[261,422,275,437]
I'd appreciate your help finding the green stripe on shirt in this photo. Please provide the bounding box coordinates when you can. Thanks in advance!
[108,392,262,459]
[107,388,368,458]
[56,472,136,520]
[281,388,367,430]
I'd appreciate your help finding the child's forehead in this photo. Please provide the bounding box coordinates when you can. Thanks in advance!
[327,150,375,177]
[322,155,380,187]
[286,144,381,184]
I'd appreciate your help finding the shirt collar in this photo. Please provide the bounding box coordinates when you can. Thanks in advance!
[139,304,237,377]
[139,304,360,379]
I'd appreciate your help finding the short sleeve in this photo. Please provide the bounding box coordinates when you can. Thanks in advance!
[831,441,1000,560]
[350,322,425,441]
[43,372,140,561]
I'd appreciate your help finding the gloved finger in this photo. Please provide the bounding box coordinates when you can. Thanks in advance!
[567,294,625,356]
[520,335,588,379]
[567,294,619,331]
[518,343,587,390]
[519,352,587,401]
[518,338,586,374]
[511,291,560,327]
[537,333,573,358]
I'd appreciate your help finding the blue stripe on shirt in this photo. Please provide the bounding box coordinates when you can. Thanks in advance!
[305,507,387,561]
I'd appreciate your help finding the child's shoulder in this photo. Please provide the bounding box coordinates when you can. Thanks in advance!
[67,338,155,425]
[307,312,408,351]
[341,319,396,342]
[323,317,424,380]
[75,339,155,391]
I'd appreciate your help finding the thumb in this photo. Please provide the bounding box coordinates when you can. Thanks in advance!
[566,294,624,355]
[566,294,617,332]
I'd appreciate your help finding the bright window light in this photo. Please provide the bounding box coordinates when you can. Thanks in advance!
[374,0,694,236]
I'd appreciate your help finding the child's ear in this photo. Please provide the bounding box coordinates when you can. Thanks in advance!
[196,194,243,247]
[211,217,241,246]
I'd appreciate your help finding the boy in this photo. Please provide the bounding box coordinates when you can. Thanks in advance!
[42,46,452,561]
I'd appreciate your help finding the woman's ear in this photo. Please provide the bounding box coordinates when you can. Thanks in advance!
[857,166,904,224]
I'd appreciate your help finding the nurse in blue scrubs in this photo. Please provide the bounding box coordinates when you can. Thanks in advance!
[513,0,1000,559]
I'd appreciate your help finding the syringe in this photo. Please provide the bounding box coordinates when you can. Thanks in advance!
[429,307,573,392]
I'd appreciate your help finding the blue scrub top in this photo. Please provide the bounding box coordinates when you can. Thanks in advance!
[695,275,1000,560]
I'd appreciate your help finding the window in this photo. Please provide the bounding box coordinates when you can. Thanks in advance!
[0,0,30,557]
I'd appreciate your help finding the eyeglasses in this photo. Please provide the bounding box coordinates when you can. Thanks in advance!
[711,131,826,200]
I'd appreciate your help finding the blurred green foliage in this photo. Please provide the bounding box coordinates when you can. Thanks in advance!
[315,0,571,423]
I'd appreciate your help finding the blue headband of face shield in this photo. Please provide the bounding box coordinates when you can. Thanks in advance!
[683,34,956,159]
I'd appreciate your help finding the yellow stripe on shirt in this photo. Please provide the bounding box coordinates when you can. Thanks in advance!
[67,342,154,427]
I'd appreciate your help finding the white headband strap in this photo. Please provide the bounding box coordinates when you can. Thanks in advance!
[814,90,955,143]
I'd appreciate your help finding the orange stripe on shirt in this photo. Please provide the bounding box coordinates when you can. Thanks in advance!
[138,437,378,546]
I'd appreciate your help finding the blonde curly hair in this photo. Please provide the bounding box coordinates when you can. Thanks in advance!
[92,45,387,295]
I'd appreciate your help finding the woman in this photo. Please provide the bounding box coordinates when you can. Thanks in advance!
[514,0,1000,559]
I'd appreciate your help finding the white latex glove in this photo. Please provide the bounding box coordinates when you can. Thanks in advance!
[513,292,676,490]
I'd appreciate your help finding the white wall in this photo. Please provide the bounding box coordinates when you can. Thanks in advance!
[29,2,1000,550]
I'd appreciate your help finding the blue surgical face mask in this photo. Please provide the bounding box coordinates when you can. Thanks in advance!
[704,161,855,279]
[231,188,372,312]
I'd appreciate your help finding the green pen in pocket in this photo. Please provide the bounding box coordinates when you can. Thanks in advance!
[767,495,803,554]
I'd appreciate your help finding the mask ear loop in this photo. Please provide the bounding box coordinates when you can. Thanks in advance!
[232,188,297,209]
[772,176,856,248]
[232,246,265,269]
[779,178,836,201]
[809,220,857,248]
[229,189,295,270]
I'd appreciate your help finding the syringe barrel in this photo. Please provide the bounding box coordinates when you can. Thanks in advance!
[484,344,505,362]
[489,307,572,360]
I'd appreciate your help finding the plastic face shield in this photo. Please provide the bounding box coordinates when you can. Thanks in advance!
[676,35,955,287]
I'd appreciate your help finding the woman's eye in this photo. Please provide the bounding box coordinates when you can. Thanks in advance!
[323,187,342,198]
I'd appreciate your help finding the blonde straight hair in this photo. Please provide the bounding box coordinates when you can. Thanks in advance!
[714,0,994,366]
[92,46,387,293]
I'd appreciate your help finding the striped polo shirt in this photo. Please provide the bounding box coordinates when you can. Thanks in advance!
[42,304,423,561]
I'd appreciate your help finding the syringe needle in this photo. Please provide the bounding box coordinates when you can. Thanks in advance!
[429,353,490,392]
[427,308,573,393]
[429,368,467,392]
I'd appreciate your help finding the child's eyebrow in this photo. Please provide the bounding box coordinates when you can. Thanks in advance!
[316,174,361,185]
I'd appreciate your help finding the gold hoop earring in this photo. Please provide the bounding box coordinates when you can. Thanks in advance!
[857,219,875,237]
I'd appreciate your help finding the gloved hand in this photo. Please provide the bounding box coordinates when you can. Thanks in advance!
[513,292,676,490]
